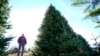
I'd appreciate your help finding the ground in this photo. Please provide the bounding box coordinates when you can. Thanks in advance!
[8,51,30,56]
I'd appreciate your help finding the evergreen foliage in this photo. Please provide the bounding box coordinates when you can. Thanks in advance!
[72,0,100,27]
[72,0,100,17]
[31,5,91,56]
[0,0,12,56]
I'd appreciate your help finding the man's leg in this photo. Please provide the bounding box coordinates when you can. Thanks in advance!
[21,44,25,56]
[17,44,21,56]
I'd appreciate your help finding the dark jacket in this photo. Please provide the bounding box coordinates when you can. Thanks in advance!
[18,35,27,45]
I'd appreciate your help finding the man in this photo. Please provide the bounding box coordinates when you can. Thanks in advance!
[17,34,27,56]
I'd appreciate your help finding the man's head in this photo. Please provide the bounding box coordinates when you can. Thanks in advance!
[22,34,24,36]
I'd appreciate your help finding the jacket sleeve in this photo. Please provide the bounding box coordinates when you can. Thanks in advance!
[18,37,21,43]
[25,37,27,44]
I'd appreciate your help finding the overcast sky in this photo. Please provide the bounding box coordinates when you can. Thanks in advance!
[7,0,100,49]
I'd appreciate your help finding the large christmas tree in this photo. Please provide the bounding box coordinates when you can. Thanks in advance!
[0,0,12,56]
[31,5,91,56]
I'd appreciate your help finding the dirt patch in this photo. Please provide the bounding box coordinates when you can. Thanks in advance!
[8,52,30,56]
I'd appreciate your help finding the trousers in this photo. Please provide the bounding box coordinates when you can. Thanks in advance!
[17,44,25,56]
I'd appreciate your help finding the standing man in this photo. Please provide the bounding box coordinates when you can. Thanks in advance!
[17,34,27,56]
